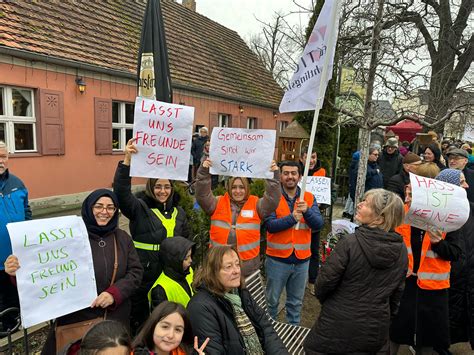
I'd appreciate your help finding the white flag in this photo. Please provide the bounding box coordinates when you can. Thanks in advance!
[279,0,340,113]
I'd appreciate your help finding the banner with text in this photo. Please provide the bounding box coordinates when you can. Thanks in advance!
[7,216,96,328]
[279,0,339,113]
[209,128,276,179]
[130,97,194,180]
[298,176,331,204]
[405,173,470,232]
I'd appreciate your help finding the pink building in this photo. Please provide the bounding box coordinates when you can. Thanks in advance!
[0,0,291,202]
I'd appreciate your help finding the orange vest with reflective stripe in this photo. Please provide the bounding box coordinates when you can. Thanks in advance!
[396,205,450,290]
[209,193,261,261]
[266,192,314,259]
[313,168,326,177]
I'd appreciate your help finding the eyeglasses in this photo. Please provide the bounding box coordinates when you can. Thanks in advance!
[154,184,172,191]
[92,204,117,214]
[371,153,379,156]
[448,155,466,161]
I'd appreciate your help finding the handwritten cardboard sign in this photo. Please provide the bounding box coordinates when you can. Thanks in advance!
[209,128,276,179]
[7,216,97,328]
[130,97,194,181]
[405,173,470,232]
[299,176,331,205]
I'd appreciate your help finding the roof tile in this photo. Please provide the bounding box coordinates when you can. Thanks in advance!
[0,0,283,107]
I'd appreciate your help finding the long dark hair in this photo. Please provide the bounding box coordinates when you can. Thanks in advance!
[132,301,193,353]
[79,320,131,354]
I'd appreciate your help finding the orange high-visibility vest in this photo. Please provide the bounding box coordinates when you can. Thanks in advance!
[266,192,314,259]
[396,205,450,290]
[313,167,326,177]
[209,193,261,260]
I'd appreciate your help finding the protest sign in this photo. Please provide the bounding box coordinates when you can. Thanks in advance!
[130,97,194,180]
[209,128,276,179]
[405,173,470,232]
[299,176,331,204]
[7,216,97,328]
[462,121,474,142]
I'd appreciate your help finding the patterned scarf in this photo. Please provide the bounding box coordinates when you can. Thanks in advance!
[224,292,264,355]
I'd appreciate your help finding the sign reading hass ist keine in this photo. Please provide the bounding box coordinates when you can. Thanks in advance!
[406,173,469,232]
[130,97,194,181]
[210,128,276,179]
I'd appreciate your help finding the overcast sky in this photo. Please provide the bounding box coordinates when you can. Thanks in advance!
[193,0,313,41]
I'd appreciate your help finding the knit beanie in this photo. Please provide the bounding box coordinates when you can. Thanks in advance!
[435,169,461,186]
[403,152,421,164]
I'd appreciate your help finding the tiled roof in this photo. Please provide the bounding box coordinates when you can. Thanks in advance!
[0,0,283,108]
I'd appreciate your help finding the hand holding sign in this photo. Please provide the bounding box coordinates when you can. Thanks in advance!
[123,138,139,166]
[427,229,443,244]
[91,291,114,309]
[296,200,309,213]
[4,255,20,276]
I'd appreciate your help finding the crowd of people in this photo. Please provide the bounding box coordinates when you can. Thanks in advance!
[0,129,473,354]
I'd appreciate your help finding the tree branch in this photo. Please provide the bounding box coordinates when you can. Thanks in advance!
[369,104,471,129]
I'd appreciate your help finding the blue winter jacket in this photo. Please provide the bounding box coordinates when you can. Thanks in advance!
[350,160,384,201]
[264,186,324,263]
[0,170,31,269]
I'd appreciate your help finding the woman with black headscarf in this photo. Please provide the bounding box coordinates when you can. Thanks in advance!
[4,189,143,354]
[113,139,189,332]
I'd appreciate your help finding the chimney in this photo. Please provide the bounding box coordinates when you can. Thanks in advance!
[182,0,196,11]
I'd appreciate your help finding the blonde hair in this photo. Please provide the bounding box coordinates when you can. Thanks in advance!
[363,189,404,231]
[193,246,245,296]
[416,162,440,178]
[0,141,7,150]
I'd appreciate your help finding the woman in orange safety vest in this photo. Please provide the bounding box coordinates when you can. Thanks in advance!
[195,158,280,277]
[390,165,462,353]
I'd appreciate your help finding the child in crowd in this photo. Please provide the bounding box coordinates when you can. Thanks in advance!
[148,237,195,309]
[61,320,131,355]
[132,301,208,355]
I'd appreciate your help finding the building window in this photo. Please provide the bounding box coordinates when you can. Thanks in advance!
[0,86,36,152]
[218,113,230,127]
[279,120,289,132]
[247,117,257,129]
[112,101,134,150]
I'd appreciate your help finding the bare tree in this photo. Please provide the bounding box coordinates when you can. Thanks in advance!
[340,0,473,125]
[248,12,306,87]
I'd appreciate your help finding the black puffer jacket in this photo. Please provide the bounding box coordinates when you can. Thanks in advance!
[449,202,474,347]
[304,226,408,354]
[187,287,289,355]
[113,162,189,284]
[386,170,410,202]
[378,148,403,188]
[150,236,195,310]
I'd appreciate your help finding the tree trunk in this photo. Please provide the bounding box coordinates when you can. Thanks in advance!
[354,0,384,207]
[355,128,371,207]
